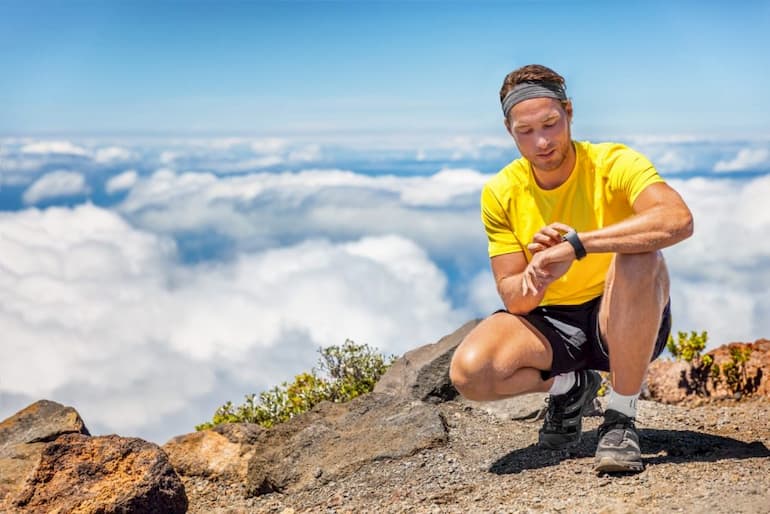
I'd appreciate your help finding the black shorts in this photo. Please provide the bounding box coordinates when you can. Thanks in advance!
[498,296,671,379]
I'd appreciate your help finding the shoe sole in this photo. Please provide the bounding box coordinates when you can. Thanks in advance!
[538,372,603,450]
[594,456,644,473]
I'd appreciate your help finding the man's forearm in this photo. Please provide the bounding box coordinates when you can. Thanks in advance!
[580,204,693,255]
[497,273,546,314]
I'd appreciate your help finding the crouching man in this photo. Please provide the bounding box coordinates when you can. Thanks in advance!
[450,64,693,473]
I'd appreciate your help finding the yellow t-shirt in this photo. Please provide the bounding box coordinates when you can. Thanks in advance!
[481,140,665,306]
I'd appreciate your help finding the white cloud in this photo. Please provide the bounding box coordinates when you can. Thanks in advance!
[664,175,770,347]
[21,140,89,157]
[398,168,489,206]
[159,151,178,164]
[213,155,285,172]
[467,269,503,315]
[0,205,465,442]
[94,146,135,163]
[116,167,490,268]
[250,138,289,154]
[203,137,250,150]
[22,170,90,204]
[652,149,695,174]
[0,157,46,185]
[105,170,139,194]
[713,147,770,172]
[288,144,322,162]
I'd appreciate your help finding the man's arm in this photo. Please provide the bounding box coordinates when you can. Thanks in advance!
[491,251,547,314]
[579,182,694,254]
[521,182,694,298]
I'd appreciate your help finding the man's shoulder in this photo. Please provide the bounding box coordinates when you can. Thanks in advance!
[578,141,647,166]
[485,157,529,195]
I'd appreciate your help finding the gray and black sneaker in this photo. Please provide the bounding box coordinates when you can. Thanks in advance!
[594,409,644,473]
[538,369,602,450]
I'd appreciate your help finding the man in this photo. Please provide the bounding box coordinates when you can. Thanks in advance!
[449,64,693,473]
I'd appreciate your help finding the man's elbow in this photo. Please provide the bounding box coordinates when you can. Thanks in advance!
[672,206,694,242]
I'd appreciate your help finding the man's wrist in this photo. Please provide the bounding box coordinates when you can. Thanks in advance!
[562,230,587,260]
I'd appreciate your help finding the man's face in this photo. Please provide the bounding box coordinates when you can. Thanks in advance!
[505,97,573,173]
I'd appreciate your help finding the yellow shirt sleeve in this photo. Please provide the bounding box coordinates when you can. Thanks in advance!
[604,145,666,205]
[481,183,523,257]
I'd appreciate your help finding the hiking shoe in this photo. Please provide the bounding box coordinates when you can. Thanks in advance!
[594,409,644,473]
[538,369,602,450]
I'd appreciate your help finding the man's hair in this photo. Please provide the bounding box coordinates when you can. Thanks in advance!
[499,64,567,104]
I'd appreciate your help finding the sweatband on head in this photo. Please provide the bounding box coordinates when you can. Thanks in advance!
[501,81,567,117]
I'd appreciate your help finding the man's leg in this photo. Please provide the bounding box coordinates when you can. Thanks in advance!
[450,312,554,401]
[451,310,602,449]
[599,251,670,396]
[596,251,670,472]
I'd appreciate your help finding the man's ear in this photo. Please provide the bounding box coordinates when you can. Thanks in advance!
[564,99,574,123]
[504,116,514,137]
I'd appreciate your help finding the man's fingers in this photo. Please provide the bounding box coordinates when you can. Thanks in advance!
[549,222,575,235]
[527,242,545,253]
[533,222,575,247]
[541,226,563,241]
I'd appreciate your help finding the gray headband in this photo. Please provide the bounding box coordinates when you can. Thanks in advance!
[501,82,567,117]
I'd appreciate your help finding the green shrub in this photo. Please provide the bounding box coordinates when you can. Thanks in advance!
[667,330,708,363]
[720,346,753,396]
[196,339,395,430]
[667,330,714,397]
[665,329,757,398]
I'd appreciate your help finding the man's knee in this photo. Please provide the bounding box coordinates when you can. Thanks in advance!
[450,336,492,400]
[614,251,668,290]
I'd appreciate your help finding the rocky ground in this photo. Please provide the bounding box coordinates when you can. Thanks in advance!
[4,327,768,513]
[182,396,770,514]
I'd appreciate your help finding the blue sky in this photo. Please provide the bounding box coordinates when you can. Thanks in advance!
[2,1,770,442]
[2,0,769,137]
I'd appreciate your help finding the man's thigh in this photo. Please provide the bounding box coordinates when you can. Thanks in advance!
[522,298,602,377]
[455,311,554,374]
[596,252,673,366]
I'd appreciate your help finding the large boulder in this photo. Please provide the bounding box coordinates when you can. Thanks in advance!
[246,393,448,495]
[374,319,481,402]
[0,400,187,513]
[0,400,90,506]
[164,422,264,483]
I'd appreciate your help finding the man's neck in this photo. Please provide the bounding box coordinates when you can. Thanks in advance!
[532,142,577,190]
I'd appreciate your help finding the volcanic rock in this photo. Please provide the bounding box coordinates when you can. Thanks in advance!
[0,400,90,507]
[374,318,481,402]
[164,422,264,483]
[245,393,448,495]
[0,401,187,513]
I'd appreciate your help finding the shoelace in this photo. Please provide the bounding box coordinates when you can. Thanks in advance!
[598,416,636,438]
[543,395,568,428]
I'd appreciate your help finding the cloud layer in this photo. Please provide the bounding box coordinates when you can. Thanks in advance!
[2,136,770,443]
[0,205,465,442]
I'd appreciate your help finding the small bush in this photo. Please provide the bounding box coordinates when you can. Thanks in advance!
[667,330,708,363]
[720,346,753,396]
[668,330,713,396]
[665,330,758,399]
[196,340,395,430]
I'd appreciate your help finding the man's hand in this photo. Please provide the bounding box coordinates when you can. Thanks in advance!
[527,222,575,254]
[522,224,577,296]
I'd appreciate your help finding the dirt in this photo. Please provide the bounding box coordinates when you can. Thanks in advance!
[181,397,770,513]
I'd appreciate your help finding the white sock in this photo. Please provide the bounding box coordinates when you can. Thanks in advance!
[548,372,576,396]
[607,390,639,418]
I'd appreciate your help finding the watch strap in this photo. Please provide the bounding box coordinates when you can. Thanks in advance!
[562,230,587,260]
